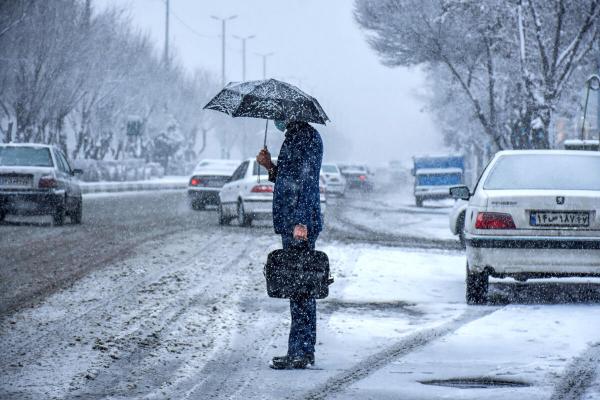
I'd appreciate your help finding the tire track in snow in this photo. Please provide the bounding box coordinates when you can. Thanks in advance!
[550,342,600,400]
[0,231,221,364]
[69,236,257,399]
[299,307,499,400]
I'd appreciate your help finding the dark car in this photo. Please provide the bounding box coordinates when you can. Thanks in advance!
[339,164,374,192]
[0,144,83,225]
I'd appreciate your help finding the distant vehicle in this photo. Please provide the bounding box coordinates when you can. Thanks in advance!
[388,160,410,183]
[451,150,600,305]
[563,139,599,151]
[218,158,326,227]
[339,164,373,192]
[412,155,464,207]
[449,199,468,248]
[320,163,346,196]
[0,143,83,226]
[188,159,240,210]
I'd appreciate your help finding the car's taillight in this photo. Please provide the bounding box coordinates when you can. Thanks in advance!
[475,212,516,229]
[251,185,273,193]
[359,175,367,182]
[38,175,57,188]
[190,177,202,186]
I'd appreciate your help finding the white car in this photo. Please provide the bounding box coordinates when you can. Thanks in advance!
[321,163,346,196]
[188,159,240,210]
[218,158,326,227]
[0,143,83,225]
[451,150,600,304]
[449,199,468,247]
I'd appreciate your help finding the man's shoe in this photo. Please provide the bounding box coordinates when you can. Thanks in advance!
[269,354,314,370]
[272,353,314,365]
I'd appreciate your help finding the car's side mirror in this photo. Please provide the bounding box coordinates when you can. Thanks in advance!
[71,169,83,176]
[450,185,470,200]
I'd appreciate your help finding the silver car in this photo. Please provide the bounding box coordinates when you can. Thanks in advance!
[320,163,346,196]
[451,150,600,304]
[0,144,83,225]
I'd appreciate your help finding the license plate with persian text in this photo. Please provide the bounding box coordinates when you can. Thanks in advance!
[0,175,32,187]
[530,211,590,227]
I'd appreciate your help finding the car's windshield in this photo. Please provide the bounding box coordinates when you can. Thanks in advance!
[322,165,338,173]
[0,147,53,167]
[484,154,600,190]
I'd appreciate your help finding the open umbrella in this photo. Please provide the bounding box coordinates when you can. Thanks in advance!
[203,79,329,147]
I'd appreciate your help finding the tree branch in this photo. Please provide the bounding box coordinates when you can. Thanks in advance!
[526,0,550,78]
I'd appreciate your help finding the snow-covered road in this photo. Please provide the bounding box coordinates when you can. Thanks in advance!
[1,188,599,399]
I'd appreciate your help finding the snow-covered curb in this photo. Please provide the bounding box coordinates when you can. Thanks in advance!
[79,176,188,194]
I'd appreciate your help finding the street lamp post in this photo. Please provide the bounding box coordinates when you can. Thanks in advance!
[580,74,600,141]
[233,34,256,81]
[211,14,237,87]
[255,52,275,80]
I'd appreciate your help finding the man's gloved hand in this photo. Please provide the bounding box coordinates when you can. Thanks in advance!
[293,224,308,241]
[256,148,274,170]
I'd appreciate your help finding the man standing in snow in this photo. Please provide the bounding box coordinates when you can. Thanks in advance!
[256,120,323,369]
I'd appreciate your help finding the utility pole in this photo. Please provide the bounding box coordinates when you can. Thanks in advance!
[163,0,169,67]
[255,52,274,79]
[211,14,237,86]
[597,48,600,140]
[233,35,255,81]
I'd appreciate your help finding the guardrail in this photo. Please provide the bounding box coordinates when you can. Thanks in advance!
[80,179,188,194]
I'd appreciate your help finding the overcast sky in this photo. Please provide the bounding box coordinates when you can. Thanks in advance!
[96,0,445,165]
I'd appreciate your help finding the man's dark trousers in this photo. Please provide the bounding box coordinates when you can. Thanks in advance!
[281,232,318,358]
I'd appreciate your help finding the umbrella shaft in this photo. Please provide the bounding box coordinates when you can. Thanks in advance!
[264,119,269,148]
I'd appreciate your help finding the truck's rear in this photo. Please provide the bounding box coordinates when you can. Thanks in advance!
[412,155,464,207]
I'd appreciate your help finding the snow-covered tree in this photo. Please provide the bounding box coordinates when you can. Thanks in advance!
[355,0,600,150]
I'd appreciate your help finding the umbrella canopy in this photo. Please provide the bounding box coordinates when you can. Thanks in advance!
[203,79,329,125]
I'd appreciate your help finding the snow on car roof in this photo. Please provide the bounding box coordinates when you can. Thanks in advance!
[495,149,600,157]
[415,167,463,175]
[193,159,240,174]
[191,169,235,176]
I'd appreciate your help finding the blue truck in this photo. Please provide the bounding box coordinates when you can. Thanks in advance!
[412,155,465,207]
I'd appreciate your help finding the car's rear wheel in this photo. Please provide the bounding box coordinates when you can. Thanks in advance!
[191,198,205,210]
[218,202,228,225]
[237,200,251,227]
[415,197,423,207]
[0,211,5,222]
[466,264,488,305]
[53,201,66,226]
[71,197,83,224]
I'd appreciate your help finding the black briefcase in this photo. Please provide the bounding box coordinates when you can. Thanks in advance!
[264,248,333,299]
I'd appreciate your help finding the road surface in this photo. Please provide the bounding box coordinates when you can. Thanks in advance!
[1,188,599,399]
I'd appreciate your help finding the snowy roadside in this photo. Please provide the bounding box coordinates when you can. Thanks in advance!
[220,242,600,400]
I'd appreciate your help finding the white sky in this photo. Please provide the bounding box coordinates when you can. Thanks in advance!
[96,0,445,165]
